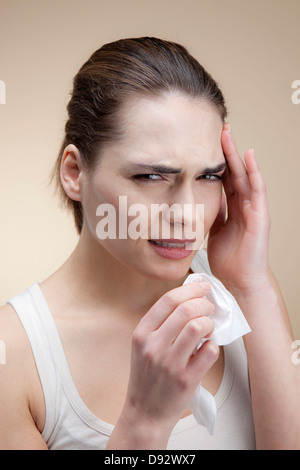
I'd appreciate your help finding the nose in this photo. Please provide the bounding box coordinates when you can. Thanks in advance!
[161,187,205,243]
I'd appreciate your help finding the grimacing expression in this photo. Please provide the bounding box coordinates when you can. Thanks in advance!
[80,92,226,280]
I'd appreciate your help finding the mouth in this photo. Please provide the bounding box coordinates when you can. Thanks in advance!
[148,238,196,259]
[149,239,195,248]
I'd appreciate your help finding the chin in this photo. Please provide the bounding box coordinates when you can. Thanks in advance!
[138,257,193,282]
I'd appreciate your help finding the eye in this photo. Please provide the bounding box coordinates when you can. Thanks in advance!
[198,174,223,183]
[133,174,164,182]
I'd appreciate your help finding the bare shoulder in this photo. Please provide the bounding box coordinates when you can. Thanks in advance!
[0,302,33,367]
[0,302,30,369]
[0,303,48,449]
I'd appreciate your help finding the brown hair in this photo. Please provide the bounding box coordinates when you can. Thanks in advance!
[53,37,227,233]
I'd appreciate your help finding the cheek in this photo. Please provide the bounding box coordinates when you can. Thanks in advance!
[81,175,121,230]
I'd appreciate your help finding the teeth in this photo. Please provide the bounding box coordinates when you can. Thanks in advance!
[153,241,187,248]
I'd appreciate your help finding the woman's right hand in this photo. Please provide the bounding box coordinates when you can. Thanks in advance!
[107,281,219,449]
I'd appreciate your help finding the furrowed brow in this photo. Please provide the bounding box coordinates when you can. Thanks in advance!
[201,162,227,174]
[128,163,182,174]
[128,162,227,175]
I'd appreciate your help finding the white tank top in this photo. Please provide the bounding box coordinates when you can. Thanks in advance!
[7,250,256,450]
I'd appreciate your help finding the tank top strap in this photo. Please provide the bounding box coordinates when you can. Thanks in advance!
[7,283,59,442]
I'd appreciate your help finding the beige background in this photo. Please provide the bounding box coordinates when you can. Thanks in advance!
[0,0,299,338]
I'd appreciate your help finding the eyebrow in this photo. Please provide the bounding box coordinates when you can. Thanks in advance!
[202,162,227,174]
[128,162,227,174]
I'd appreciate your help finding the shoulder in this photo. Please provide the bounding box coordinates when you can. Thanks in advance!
[0,302,29,365]
[0,303,47,448]
[0,302,37,406]
[0,301,36,363]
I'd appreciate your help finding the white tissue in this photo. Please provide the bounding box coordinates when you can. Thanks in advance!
[183,272,251,435]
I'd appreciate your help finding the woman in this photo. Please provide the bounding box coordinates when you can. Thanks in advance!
[0,37,298,450]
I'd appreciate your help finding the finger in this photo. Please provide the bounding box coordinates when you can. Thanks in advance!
[222,165,235,199]
[157,297,215,344]
[138,281,211,333]
[187,340,219,380]
[221,169,242,223]
[221,124,251,199]
[244,149,269,215]
[171,316,215,367]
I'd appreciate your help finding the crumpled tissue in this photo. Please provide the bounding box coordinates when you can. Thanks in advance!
[182,272,251,435]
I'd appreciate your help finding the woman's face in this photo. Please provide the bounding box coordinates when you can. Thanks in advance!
[80,91,226,280]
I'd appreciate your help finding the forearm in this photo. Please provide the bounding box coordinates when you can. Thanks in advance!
[235,284,300,450]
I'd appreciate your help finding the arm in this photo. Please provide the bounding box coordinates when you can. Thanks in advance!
[267,266,294,338]
[236,280,299,450]
[0,304,48,450]
[207,123,300,449]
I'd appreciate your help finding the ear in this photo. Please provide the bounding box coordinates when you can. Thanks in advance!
[60,144,83,202]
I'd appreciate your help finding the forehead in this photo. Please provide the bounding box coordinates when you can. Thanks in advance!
[121,93,223,151]
[98,91,225,172]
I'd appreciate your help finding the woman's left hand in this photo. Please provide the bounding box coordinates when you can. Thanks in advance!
[207,123,271,297]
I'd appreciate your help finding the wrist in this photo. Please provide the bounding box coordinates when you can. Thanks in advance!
[232,280,283,333]
[226,272,273,303]
[233,284,279,322]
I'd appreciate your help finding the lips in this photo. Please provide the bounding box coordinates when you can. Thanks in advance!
[148,238,196,259]
[149,239,195,248]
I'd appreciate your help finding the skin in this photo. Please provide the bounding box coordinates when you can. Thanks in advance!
[0,91,298,450]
